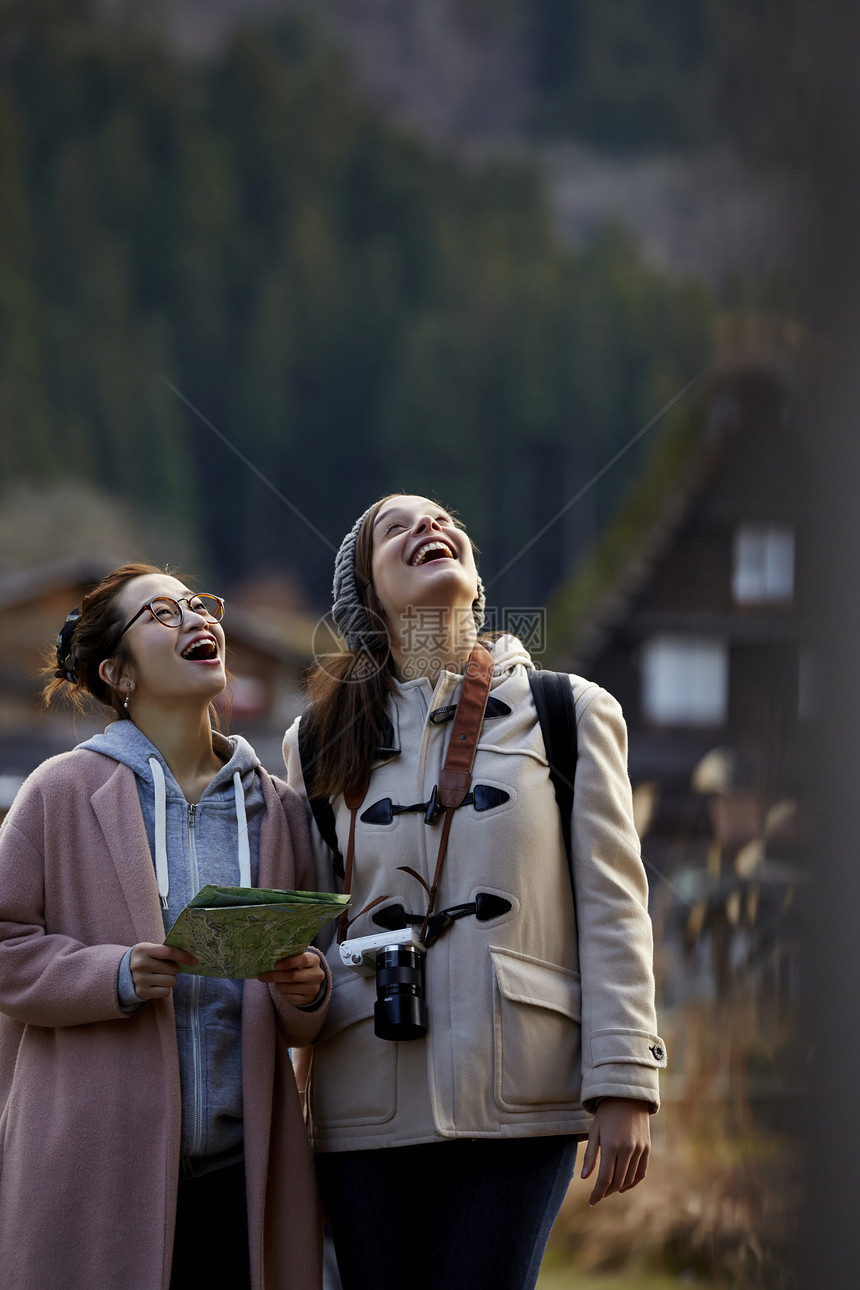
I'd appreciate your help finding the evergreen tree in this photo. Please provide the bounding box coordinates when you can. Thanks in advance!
[0,1,715,607]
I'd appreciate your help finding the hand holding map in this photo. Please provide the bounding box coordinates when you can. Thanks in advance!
[164,885,349,979]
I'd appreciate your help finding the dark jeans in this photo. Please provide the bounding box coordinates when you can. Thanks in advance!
[171,1160,251,1290]
[317,1136,578,1290]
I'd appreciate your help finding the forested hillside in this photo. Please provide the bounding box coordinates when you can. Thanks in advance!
[165,0,806,159]
[0,0,715,607]
[530,0,803,156]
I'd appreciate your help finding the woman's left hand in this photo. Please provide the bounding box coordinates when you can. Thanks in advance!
[580,1097,651,1205]
[259,950,326,1006]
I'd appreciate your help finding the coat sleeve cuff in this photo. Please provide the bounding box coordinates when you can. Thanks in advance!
[296,980,328,1012]
[117,947,144,1013]
[591,1028,667,1068]
[581,1027,667,1113]
[268,948,332,1041]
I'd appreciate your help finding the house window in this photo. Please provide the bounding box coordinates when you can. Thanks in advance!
[732,524,795,604]
[641,635,728,726]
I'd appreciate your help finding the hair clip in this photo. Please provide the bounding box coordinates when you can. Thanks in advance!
[55,607,82,683]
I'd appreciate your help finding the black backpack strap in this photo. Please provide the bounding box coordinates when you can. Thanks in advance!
[528,670,577,867]
[297,715,345,879]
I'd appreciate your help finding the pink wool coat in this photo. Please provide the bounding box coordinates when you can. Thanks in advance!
[0,749,330,1290]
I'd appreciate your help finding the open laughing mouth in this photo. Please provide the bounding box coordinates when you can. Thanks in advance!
[410,540,456,566]
[180,636,219,661]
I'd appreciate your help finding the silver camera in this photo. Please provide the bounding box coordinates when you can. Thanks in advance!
[339,927,427,1041]
[339,926,420,975]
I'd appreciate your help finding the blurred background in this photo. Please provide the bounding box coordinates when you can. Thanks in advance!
[0,2,851,1286]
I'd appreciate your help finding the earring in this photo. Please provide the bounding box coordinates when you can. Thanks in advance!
[123,683,132,711]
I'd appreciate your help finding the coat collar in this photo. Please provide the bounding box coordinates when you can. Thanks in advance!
[90,762,166,943]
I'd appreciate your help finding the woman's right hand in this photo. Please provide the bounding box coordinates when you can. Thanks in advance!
[129,943,197,1000]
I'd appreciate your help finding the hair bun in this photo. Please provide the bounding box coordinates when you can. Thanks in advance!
[55,607,82,684]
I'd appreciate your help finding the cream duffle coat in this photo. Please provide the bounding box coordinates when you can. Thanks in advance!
[284,635,666,1152]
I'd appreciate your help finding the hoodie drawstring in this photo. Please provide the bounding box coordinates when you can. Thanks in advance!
[234,769,251,888]
[148,756,170,909]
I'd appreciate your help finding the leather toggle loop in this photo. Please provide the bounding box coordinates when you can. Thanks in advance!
[424,784,443,825]
[428,696,512,725]
[361,785,511,826]
[372,892,513,937]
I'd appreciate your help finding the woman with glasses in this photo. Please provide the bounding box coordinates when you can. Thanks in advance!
[0,562,330,1290]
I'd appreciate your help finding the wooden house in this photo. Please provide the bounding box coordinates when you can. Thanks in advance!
[546,315,814,1003]
[548,315,813,842]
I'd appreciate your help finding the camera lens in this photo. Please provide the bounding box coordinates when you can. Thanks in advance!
[374,943,427,1041]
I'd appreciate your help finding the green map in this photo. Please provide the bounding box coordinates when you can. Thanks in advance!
[164,885,349,979]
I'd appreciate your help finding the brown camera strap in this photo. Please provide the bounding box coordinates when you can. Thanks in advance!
[336,641,495,945]
[419,642,494,941]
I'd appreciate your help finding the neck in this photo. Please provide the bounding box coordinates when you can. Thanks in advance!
[125,702,224,803]
[389,607,478,687]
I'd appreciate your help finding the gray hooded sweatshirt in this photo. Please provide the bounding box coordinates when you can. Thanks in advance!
[79,721,265,1177]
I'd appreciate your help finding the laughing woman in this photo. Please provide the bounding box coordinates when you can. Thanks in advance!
[0,563,330,1290]
[284,495,667,1290]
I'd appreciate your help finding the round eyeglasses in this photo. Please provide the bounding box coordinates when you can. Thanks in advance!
[115,594,225,644]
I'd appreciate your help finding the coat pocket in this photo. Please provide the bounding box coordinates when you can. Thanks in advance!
[309,973,398,1128]
[490,946,582,1112]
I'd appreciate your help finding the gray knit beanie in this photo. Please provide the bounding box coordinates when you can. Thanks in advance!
[331,502,487,652]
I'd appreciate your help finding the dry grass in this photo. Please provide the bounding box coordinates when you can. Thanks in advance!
[540,997,803,1290]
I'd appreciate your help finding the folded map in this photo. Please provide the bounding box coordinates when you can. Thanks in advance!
[164,884,350,979]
